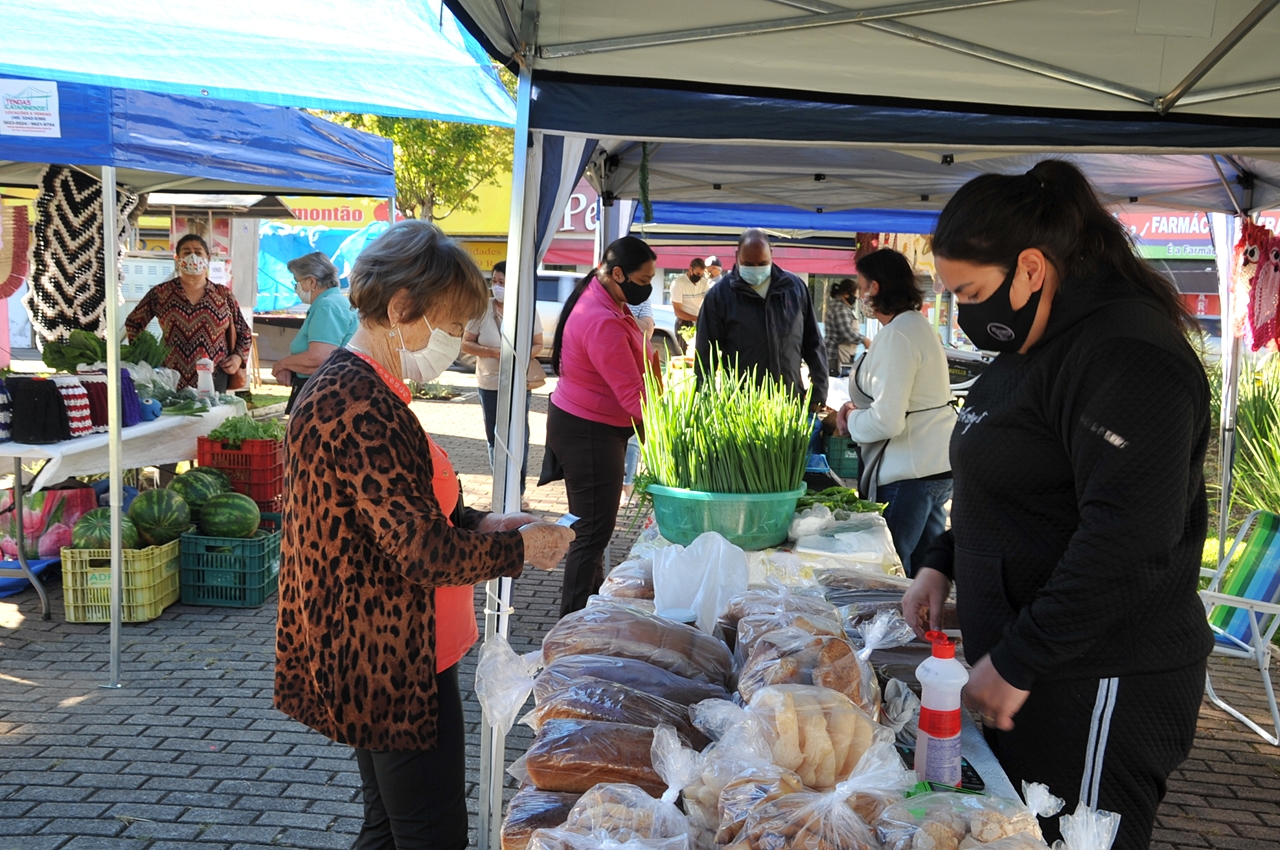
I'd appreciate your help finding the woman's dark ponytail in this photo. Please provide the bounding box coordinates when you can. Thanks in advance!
[550,235,657,375]
[933,159,1196,335]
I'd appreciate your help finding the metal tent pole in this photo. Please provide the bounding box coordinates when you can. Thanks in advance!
[1209,212,1243,565]
[478,63,535,850]
[102,166,124,689]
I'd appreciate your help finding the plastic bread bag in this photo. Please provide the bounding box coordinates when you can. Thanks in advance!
[511,719,667,796]
[542,605,735,688]
[734,610,846,666]
[534,655,730,707]
[588,594,658,614]
[848,609,917,720]
[744,550,822,588]
[527,828,689,850]
[876,783,1065,850]
[746,684,885,791]
[600,558,655,599]
[721,582,836,629]
[476,634,543,737]
[726,769,887,850]
[522,676,709,750]
[736,628,872,717]
[837,737,919,824]
[681,700,777,833]
[559,725,701,843]
[715,763,807,845]
[1052,801,1121,850]
[503,788,584,850]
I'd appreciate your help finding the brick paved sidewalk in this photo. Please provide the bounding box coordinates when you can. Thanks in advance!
[2,379,1279,850]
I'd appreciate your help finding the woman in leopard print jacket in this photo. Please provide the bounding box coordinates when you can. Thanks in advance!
[274,221,574,850]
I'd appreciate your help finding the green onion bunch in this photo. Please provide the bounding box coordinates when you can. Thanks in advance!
[639,353,811,494]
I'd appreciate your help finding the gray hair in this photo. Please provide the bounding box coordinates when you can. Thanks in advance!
[287,252,340,289]
[348,220,488,326]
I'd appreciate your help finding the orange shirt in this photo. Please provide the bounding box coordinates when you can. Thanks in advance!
[427,437,480,673]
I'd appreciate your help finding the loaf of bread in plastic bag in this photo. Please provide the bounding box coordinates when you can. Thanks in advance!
[518,719,665,796]
[541,606,734,687]
[523,676,708,749]
[501,788,581,850]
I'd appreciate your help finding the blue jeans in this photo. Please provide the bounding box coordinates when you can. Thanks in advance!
[478,388,530,495]
[878,476,953,577]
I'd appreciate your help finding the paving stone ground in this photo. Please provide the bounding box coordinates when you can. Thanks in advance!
[2,371,1279,850]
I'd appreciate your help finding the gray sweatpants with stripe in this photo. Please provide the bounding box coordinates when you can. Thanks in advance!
[985,659,1206,850]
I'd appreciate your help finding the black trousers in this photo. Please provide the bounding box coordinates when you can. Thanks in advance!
[986,659,1205,850]
[543,400,633,617]
[352,664,468,850]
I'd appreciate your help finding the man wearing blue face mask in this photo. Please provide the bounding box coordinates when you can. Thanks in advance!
[694,228,828,410]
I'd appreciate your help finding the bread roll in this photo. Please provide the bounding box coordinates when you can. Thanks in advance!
[737,628,874,717]
[599,558,654,599]
[501,788,581,850]
[722,588,837,628]
[523,676,708,749]
[523,719,665,796]
[542,606,734,687]
[748,685,878,790]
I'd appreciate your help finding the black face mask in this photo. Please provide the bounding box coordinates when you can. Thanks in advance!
[618,277,653,306]
[956,264,1042,352]
[689,273,703,282]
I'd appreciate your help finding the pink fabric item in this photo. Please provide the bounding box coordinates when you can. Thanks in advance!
[550,279,647,429]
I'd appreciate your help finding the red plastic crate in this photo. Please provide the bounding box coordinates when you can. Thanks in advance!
[197,437,284,483]
[255,495,283,515]
[231,468,284,503]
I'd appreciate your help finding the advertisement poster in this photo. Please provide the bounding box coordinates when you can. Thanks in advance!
[0,80,60,137]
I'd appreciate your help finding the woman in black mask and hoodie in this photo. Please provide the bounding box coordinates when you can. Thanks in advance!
[903,160,1212,850]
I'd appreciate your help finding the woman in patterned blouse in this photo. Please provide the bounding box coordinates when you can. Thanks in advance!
[125,234,252,389]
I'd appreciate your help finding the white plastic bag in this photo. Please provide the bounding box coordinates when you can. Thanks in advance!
[880,679,921,745]
[794,511,901,569]
[1052,800,1121,850]
[651,532,749,635]
[475,634,543,736]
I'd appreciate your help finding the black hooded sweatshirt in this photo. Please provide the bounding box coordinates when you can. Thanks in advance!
[922,269,1215,691]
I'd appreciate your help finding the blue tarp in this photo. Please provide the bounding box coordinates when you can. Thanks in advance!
[2,0,514,126]
[0,75,395,196]
[642,201,939,235]
[257,221,389,311]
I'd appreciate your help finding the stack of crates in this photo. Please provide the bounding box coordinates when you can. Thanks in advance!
[180,513,283,608]
[197,436,285,513]
[60,539,181,623]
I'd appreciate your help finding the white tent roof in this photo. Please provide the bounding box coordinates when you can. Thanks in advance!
[451,0,1280,120]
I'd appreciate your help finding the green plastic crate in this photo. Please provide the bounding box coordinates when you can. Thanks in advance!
[179,514,282,608]
[824,436,860,479]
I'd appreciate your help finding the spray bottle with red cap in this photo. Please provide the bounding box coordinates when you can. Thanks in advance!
[914,630,969,787]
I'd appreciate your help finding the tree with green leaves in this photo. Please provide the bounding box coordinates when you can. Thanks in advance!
[328,114,513,222]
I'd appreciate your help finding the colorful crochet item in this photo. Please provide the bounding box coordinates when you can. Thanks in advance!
[0,380,10,443]
[1249,235,1280,352]
[0,205,31,299]
[53,377,93,438]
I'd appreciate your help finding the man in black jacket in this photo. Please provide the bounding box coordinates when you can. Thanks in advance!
[694,229,827,409]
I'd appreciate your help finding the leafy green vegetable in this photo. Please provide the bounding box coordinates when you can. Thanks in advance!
[639,352,811,494]
[796,486,886,514]
[207,415,286,448]
[41,330,108,372]
[121,331,171,368]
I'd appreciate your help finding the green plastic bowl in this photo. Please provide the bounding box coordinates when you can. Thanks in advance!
[647,484,806,550]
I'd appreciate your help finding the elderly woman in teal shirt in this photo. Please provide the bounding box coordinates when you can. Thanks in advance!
[272,252,358,413]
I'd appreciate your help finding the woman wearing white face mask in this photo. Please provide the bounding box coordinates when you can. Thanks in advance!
[276,220,575,850]
[461,261,545,508]
[125,234,252,389]
[271,252,357,414]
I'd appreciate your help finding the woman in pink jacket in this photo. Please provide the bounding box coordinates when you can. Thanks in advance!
[540,236,658,615]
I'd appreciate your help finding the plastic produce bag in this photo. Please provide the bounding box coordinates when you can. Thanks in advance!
[727,770,884,850]
[600,558,655,599]
[651,532,749,635]
[502,788,583,850]
[542,605,735,688]
[511,719,667,796]
[522,675,710,749]
[1053,801,1121,850]
[476,634,543,737]
[747,684,885,791]
[737,628,870,713]
[794,511,901,569]
[876,783,1065,850]
[881,679,921,745]
[534,655,730,706]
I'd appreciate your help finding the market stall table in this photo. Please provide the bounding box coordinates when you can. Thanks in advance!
[0,401,246,619]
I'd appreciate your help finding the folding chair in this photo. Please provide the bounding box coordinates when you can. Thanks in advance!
[1200,510,1280,745]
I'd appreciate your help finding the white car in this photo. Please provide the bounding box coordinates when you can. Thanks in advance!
[535,272,681,362]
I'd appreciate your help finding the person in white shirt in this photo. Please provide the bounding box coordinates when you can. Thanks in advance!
[669,258,708,352]
[836,248,955,575]
[704,255,723,285]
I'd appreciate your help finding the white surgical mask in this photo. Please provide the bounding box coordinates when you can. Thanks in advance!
[294,279,313,305]
[179,254,210,276]
[396,317,462,383]
[739,264,772,287]
[492,285,506,303]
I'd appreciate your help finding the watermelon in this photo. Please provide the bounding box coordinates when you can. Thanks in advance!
[72,508,139,550]
[168,470,225,517]
[199,492,261,539]
[129,488,192,546]
[190,467,233,493]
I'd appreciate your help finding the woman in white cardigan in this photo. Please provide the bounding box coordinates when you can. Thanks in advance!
[836,249,956,575]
